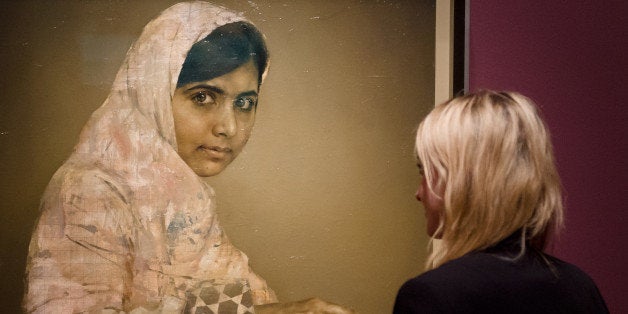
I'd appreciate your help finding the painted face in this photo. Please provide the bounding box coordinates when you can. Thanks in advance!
[172,59,259,177]
[415,162,445,238]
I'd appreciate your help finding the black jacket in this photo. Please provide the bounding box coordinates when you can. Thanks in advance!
[394,233,609,313]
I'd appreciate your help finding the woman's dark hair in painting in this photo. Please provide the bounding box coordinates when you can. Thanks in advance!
[177,21,269,88]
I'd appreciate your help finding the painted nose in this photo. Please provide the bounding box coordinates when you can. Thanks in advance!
[213,105,237,138]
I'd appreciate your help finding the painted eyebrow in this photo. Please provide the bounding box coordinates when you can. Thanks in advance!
[236,90,259,99]
[185,84,258,99]
[185,84,225,95]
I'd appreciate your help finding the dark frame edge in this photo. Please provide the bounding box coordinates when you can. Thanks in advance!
[452,0,468,96]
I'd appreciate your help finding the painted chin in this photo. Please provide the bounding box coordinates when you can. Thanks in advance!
[185,146,233,177]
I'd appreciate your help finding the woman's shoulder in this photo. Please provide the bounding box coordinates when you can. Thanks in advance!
[396,252,493,306]
[543,253,607,293]
[394,269,450,313]
[405,252,497,287]
[41,162,133,217]
[396,250,609,314]
[395,253,501,313]
[398,250,572,303]
[52,162,130,196]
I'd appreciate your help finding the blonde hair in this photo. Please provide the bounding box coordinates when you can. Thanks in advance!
[416,90,563,270]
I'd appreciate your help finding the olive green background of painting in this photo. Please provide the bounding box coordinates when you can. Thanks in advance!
[0,1,434,312]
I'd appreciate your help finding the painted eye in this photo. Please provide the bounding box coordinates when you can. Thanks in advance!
[192,92,214,106]
[234,97,256,111]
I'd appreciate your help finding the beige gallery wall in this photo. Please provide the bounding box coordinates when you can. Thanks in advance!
[0,1,436,312]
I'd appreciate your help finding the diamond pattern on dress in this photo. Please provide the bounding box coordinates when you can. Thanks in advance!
[185,279,255,314]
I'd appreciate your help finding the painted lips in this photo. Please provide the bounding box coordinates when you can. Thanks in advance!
[199,145,231,159]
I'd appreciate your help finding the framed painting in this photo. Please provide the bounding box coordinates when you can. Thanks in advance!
[0,1,464,312]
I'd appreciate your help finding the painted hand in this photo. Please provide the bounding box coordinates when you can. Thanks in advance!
[254,297,356,314]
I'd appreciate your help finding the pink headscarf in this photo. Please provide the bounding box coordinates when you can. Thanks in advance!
[24,2,275,312]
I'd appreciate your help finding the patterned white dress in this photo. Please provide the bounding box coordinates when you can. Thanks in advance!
[23,2,276,313]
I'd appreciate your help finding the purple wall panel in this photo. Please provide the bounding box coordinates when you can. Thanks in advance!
[468,1,627,312]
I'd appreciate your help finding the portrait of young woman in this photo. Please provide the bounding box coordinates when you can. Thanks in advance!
[0,1,438,313]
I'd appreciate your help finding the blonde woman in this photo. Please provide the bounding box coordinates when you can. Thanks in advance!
[24,2,352,313]
[394,91,608,313]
